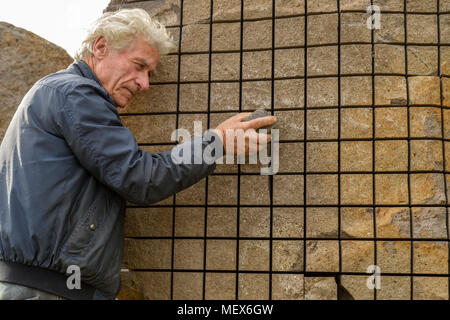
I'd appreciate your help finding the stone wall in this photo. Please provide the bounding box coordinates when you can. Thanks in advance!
[0,22,73,142]
[106,0,450,300]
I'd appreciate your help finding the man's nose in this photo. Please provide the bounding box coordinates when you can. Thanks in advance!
[137,73,150,91]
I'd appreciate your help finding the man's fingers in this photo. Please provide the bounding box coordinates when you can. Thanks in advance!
[242,115,277,130]
[234,112,253,122]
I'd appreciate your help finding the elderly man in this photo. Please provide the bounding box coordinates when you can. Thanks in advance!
[0,9,276,300]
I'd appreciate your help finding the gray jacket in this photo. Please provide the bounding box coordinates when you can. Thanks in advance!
[0,61,220,299]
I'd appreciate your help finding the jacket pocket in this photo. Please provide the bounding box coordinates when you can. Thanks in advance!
[62,199,101,256]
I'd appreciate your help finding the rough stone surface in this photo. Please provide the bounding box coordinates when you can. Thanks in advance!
[105,1,449,300]
[0,22,73,142]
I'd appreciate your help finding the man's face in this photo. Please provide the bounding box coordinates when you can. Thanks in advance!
[93,36,160,108]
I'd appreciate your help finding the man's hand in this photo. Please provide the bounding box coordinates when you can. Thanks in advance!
[211,112,278,156]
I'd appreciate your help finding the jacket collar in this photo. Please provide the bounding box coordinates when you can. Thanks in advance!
[67,60,117,107]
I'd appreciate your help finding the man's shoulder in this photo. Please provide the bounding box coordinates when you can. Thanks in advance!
[36,67,103,97]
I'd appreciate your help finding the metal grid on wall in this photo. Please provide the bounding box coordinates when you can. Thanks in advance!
[118,0,450,300]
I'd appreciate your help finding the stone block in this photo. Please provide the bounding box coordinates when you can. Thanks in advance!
[375,207,411,238]
[183,0,210,25]
[272,240,304,271]
[179,83,209,112]
[274,109,305,140]
[239,207,270,237]
[308,0,337,12]
[121,114,176,143]
[210,82,240,111]
[407,14,438,44]
[341,174,373,205]
[307,109,338,140]
[243,0,272,19]
[441,14,450,44]
[340,44,372,75]
[341,207,374,238]
[275,48,305,78]
[238,274,270,300]
[341,76,372,106]
[444,78,450,107]
[376,276,410,300]
[413,277,449,300]
[173,272,203,300]
[308,14,338,45]
[273,174,304,205]
[205,273,236,300]
[272,274,304,300]
[441,0,450,11]
[273,207,304,238]
[341,141,373,172]
[212,0,241,21]
[409,107,442,138]
[413,241,448,274]
[176,179,206,205]
[443,46,450,75]
[243,20,272,50]
[410,173,446,205]
[340,0,371,10]
[208,175,238,205]
[374,14,405,43]
[175,207,205,237]
[341,13,371,43]
[408,76,441,105]
[178,113,208,138]
[244,50,272,79]
[374,107,408,138]
[126,84,177,114]
[307,46,338,76]
[124,239,172,269]
[374,76,407,106]
[212,22,241,51]
[340,108,373,139]
[239,240,270,271]
[306,241,340,272]
[207,207,237,237]
[275,0,305,17]
[446,142,450,172]
[173,239,204,270]
[306,174,339,205]
[241,81,272,111]
[340,275,374,300]
[375,140,409,171]
[373,0,404,11]
[342,240,374,272]
[377,241,411,273]
[407,0,437,12]
[306,142,338,172]
[206,240,236,270]
[166,27,180,51]
[181,24,210,52]
[118,272,171,300]
[125,207,173,237]
[412,207,447,238]
[150,55,178,83]
[306,207,338,238]
[274,79,305,109]
[304,277,337,300]
[180,54,209,81]
[275,16,305,47]
[375,174,409,205]
[278,142,304,173]
[407,46,438,76]
[374,44,406,74]
[411,140,443,171]
[307,77,338,107]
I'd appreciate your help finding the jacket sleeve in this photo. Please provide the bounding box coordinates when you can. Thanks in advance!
[57,83,221,204]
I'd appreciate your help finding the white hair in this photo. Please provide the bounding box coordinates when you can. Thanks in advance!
[74,8,176,61]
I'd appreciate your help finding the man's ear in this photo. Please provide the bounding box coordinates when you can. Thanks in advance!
[92,36,108,60]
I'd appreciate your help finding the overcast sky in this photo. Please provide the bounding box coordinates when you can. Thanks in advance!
[0,0,110,57]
